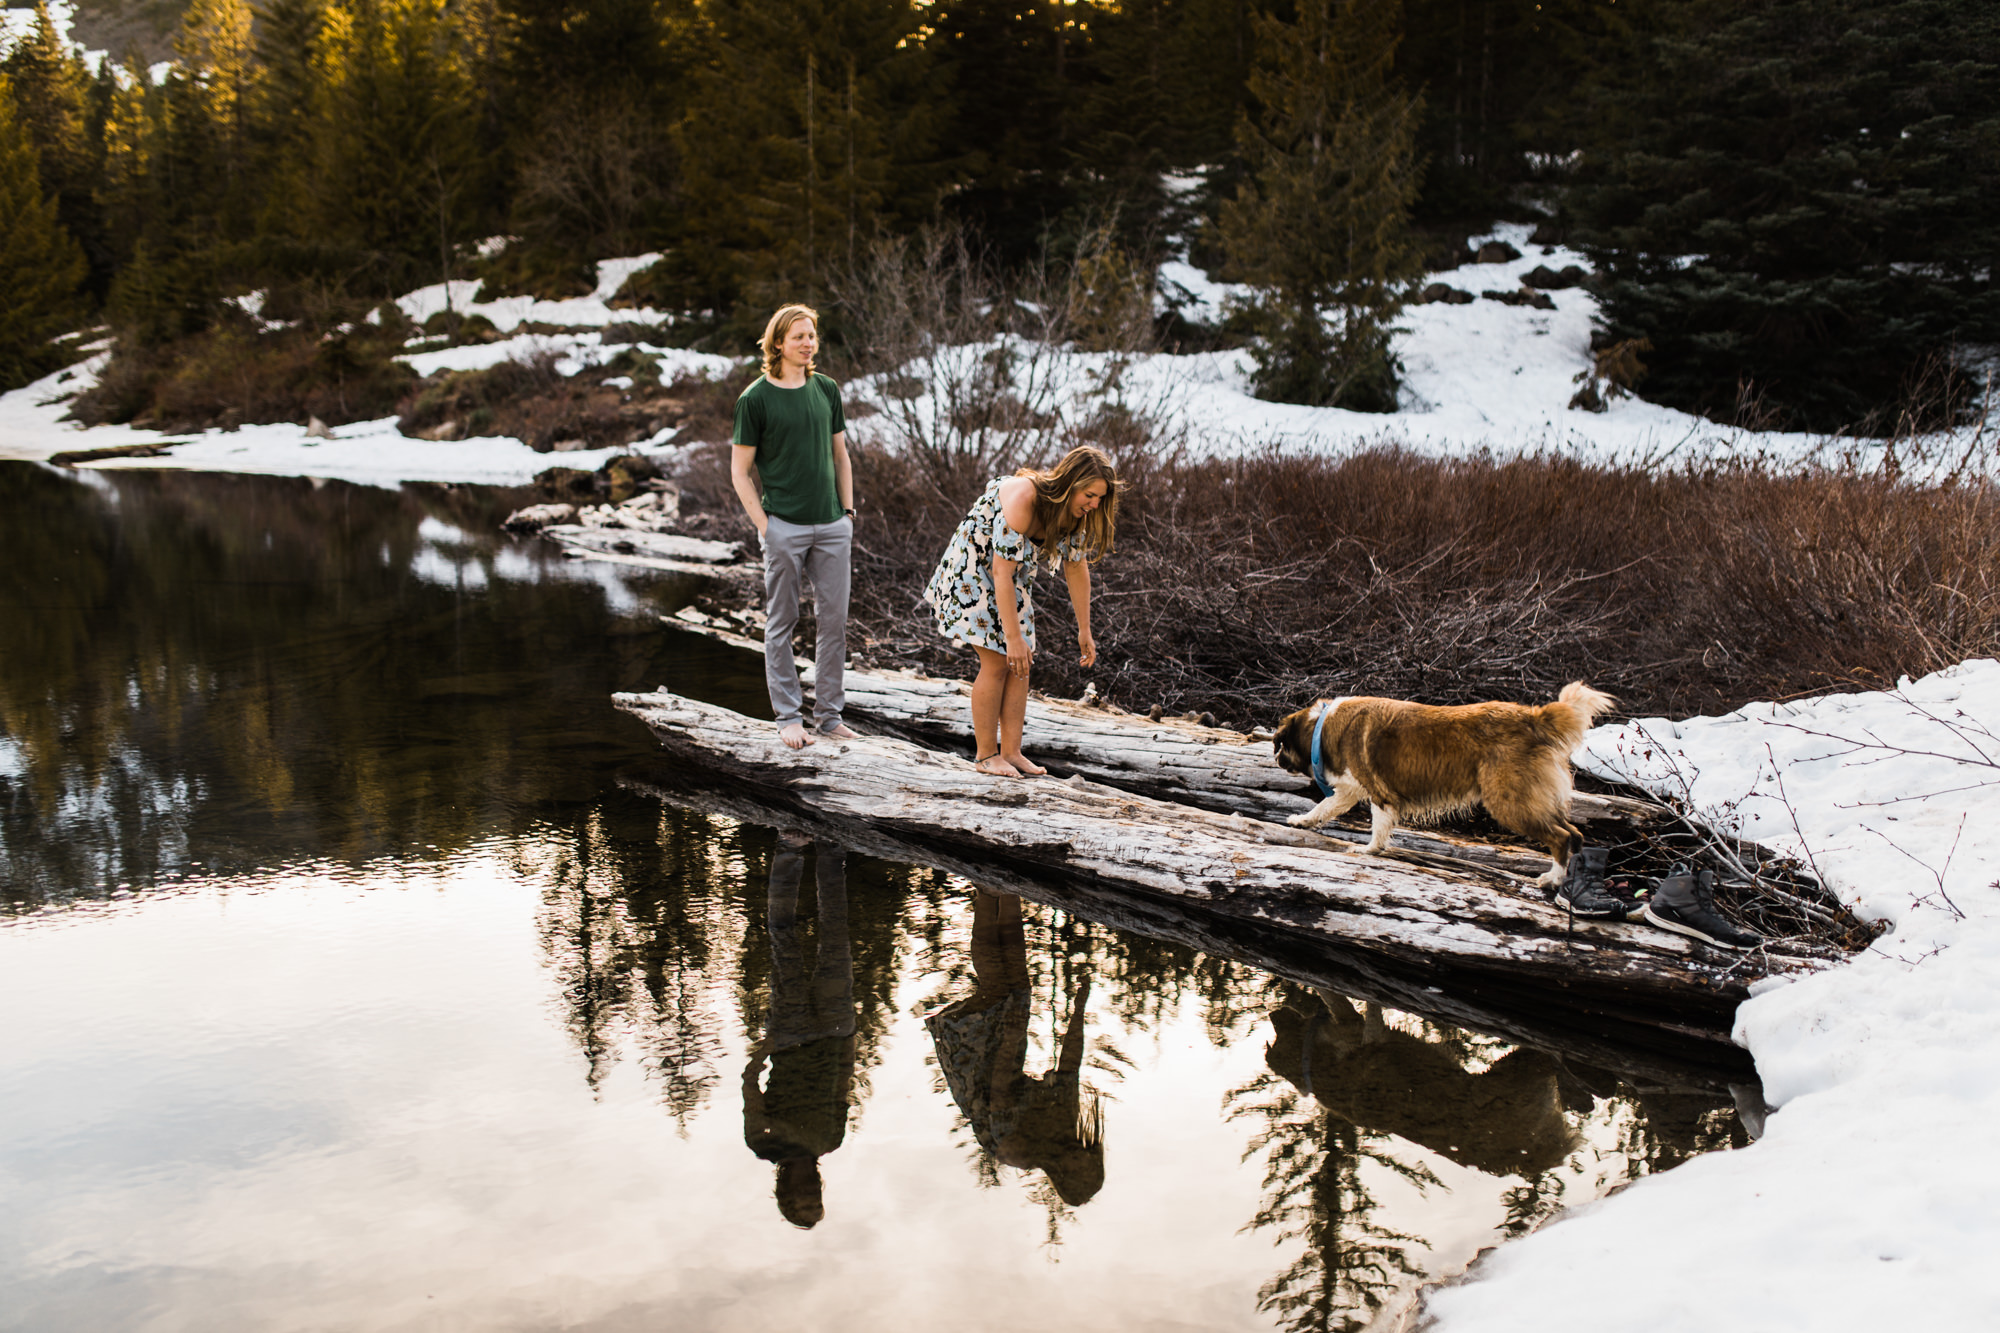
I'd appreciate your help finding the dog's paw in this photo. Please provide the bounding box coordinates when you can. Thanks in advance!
[1286,813,1317,829]
[1533,867,1564,889]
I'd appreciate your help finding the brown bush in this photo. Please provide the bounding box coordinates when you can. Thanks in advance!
[394,356,754,452]
[68,319,416,431]
[736,444,2000,729]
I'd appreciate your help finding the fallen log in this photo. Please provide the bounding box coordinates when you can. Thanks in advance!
[614,688,1808,1084]
[549,525,758,583]
[546,525,744,564]
[655,608,1664,867]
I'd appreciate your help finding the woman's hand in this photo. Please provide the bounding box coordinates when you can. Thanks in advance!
[1006,637,1033,679]
[1077,628,1096,667]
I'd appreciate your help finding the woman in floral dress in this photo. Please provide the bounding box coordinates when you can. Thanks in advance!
[923,445,1120,777]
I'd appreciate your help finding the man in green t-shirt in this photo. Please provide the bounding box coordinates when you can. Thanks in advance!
[731,304,858,750]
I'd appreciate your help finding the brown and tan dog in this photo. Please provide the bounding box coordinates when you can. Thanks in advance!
[1272,682,1615,888]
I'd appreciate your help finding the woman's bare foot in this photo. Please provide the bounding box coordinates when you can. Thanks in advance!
[974,753,1020,777]
[1002,752,1047,776]
[779,722,816,750]
[819,723,858,739]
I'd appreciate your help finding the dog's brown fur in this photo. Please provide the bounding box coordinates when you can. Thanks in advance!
[1272,682,1616,887]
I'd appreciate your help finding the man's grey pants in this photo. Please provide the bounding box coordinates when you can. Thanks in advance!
[762,514,851,732]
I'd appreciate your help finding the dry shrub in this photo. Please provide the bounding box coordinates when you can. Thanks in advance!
[68,319,415,431]
[395,355,748,451]
[832,445,2000,727]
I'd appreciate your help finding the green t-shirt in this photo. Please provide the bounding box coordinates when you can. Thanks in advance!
[733,374,847,525]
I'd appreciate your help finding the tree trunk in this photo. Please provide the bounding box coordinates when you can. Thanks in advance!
[614,687,1797,1088]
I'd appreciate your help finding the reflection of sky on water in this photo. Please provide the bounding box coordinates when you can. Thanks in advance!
[0,834,1733,1332]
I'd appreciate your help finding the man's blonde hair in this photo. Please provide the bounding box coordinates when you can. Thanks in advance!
[760,304,819,378]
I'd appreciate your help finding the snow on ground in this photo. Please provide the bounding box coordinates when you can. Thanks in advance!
[1429,659,2000,1332]
[6,223,1990,485]
[393,253,676,334]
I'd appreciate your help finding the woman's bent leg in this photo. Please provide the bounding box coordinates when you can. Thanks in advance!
[970,648,1020,776]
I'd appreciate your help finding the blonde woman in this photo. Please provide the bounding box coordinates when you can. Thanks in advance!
[924,446,1119,777]
[732,304,858,750]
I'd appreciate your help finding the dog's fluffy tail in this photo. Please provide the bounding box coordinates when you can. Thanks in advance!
[1537,681,1617,753]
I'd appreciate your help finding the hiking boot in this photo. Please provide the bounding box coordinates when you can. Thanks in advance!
[1643,864,1765,949]
[1550,847,1628,921]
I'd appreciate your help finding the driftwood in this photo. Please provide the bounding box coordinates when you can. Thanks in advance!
[615,687,1795,1087]
[657,608,1664,880]
[546,525,758,583]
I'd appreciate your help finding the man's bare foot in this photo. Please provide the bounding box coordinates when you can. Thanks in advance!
[1002,752,1047,776]
[779,723,815,750]
[819,723,858,739]
[974,753,1020,777]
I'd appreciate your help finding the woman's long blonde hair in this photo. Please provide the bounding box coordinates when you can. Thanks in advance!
[759,304,818,378]
[1017,445,1121,562]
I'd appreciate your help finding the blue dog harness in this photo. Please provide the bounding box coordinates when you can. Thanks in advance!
[1309,701,1334,798]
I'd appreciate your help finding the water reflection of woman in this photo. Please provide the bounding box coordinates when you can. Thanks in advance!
[925,891,1104,1206]
[743,837,858,1229]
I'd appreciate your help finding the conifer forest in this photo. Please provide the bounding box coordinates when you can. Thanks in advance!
[4,0,1998,431]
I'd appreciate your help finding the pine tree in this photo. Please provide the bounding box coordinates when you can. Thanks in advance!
[3,1,107,289]
[673,0,940,317]
[273,0,482,292]
[1220,0,1425,410]
[494,0,696,258]
[0,72,89,389]
[926,0,1085,265]
[1572,0,2000,431]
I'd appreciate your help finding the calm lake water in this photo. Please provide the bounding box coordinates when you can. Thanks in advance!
[0,462,1750,1333]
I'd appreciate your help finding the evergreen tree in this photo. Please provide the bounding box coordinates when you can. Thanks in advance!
[272,0,482,293]
[926,0,1086,265]
[1069,0,1246,254]
[1220,0,1424,410]
[1573,0,2000,431]
[495,0,696,258]
[0,72,88,388]
[673,0,940,317]
[101,0,263,345]
[3,1,108,290]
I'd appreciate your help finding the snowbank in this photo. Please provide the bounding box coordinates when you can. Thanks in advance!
[7,226,1991,484]
[393,254,676,334]
[1428,659,2000,1331]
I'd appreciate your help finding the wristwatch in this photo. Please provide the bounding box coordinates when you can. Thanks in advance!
[843,507,856,518]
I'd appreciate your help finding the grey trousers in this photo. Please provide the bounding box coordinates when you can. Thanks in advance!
[762,514,852,731]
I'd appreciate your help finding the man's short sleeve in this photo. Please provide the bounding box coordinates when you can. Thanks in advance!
[817,375,847,435]
[733,386,761,449]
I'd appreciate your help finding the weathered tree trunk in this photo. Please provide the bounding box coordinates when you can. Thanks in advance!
[546,526,759,584]
[614,687,1793,1083]
[658,608,1664,870]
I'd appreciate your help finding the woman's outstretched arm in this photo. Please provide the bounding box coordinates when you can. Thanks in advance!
[1064,559,1096,666]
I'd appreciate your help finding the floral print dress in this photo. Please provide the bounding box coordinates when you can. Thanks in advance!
[924,477,1085,653]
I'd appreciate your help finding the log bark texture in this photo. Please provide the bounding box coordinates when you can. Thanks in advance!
[657,609,1664,873]
[615,688,1795,1081]
[547,526,759,583]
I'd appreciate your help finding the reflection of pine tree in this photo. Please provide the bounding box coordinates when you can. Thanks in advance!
[1227,1071,1433,1333]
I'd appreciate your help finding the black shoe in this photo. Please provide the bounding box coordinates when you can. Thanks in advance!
[1550,847,1628,921]
[1643,865,1765,949]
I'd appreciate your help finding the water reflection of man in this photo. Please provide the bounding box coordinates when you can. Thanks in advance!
[926,890,1104,1206]
[743,835,857,1229]
[1265,989,1577,1177]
